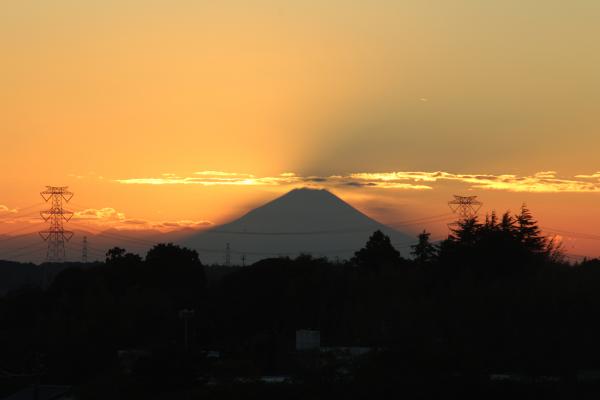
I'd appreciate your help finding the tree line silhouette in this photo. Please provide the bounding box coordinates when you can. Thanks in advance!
[1,205,600,398]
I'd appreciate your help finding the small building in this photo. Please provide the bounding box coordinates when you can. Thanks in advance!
[117,349,151,374]
[577,370,600,382]
[203,350,221,359]
[320,346,373,358]
[296,330,320,351]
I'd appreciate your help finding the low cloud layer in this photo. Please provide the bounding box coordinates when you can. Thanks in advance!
[350,171,600,193]
[575,172,600,180]
[73,207,212,231]
[0,205,17,214]
[116,170,600,193]
[74,207,126,221]
[116,171,302,187]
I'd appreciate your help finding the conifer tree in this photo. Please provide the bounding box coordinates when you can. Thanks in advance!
[449,217,480,246]
[500,211,516,234]
[484,211,499,230]
[411,230,437,265]
[515,204,545,253]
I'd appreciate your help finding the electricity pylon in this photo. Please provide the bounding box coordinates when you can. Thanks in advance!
[39,186,74,263]
[448,195,482,220]
[82,236,88,263]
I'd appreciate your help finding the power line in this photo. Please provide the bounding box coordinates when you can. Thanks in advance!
[1,232,446,263]
[386,212,455,226]
[0,241,49,261]
[190,237,445,258]
[70,219,447,257]
[1,246,48,262]
[542,226,600,241]
[0,210,43,223]
[66,204,454,258]
[390,216,456,229]
[206,227,379,236]
[564,253,592,261]
[0,203,44,221]
[206,214,455,236]
[67,221,157,246]
[68,199,455,236]
[0,221,47,243]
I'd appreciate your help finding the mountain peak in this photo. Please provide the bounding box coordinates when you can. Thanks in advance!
[272,187,345,203]
[182,188,413,263]
[245,187,359,221]
[287,187,333,194]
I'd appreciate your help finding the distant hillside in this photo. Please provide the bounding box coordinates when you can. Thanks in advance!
[0,227,194,264]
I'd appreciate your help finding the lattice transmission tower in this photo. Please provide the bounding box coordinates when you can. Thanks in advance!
[39,186,74,262]
[448,195,483,220]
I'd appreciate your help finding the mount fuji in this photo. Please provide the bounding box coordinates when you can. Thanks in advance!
[181,188,414,264]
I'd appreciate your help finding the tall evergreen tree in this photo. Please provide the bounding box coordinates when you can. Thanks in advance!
[500,211,516,234]
[515,204,545,253]
[484,211,499,230]
[449,217,480,246]
[411,230,437,265]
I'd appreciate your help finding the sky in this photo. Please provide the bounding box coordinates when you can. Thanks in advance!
[1,1,600,258]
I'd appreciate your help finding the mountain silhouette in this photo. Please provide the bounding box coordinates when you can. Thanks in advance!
[181,188,413,264]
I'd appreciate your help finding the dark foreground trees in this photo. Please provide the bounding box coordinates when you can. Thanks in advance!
[411,230,436,265]
[0,243,207,384]
[351,230,404,272]
[2,207,600,399]
[437,205,562,277]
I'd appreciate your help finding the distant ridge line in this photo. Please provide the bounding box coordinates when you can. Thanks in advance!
[206,226,380,236]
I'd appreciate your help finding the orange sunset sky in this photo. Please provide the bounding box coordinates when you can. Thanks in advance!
[1,1,600,258]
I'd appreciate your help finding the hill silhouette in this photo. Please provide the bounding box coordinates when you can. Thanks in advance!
[182,188,413,263]
[0,227,194,265]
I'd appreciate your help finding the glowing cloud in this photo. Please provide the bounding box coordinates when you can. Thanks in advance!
[152,220,213,229]
[575,172,600,180]
[0,205,17,214]
[72,207,212,232]
[74,208,126,221]
[116,170,600,193]
[116,172,302,186]
[350,171,600,193]
[115,171,430,190]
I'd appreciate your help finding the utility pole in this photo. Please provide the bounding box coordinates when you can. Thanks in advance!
[225,243,231,266]
[82,236,88,263]
[178,309,195,352]
[39,186,74,263]
[241,254,246,267]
